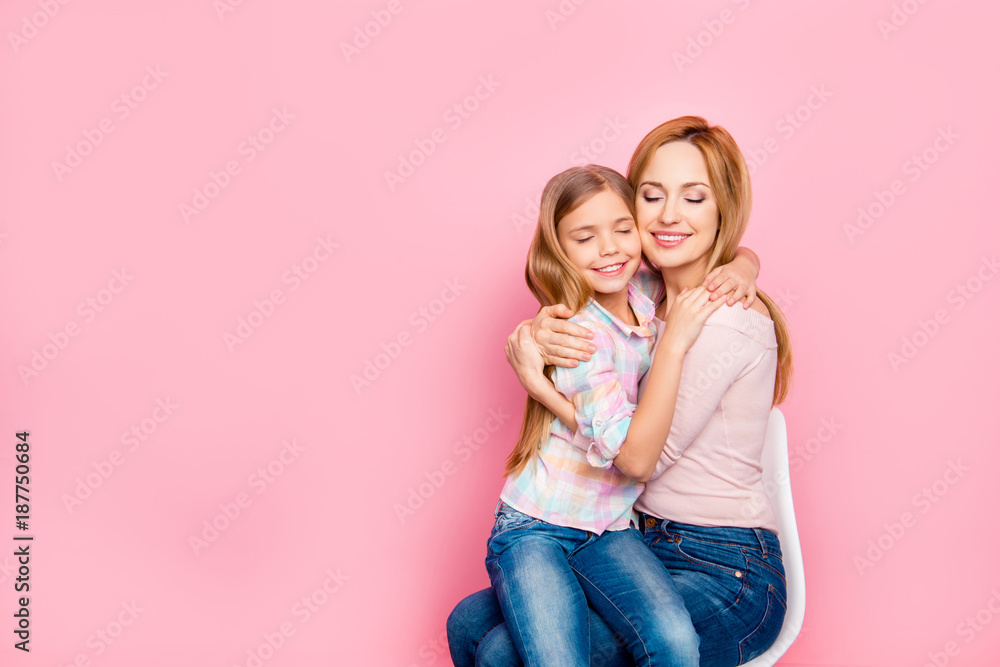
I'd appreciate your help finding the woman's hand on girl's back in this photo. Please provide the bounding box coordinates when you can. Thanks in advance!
[528,304,597,368]
[505,320,548,392]
[660,286,727,356]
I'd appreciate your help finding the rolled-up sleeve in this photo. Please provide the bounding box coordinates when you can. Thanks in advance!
[552,327,634,469]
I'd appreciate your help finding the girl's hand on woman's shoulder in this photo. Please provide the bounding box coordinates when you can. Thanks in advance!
[660,286,727,356]
[528,304,597,368]
[703,248,759,308]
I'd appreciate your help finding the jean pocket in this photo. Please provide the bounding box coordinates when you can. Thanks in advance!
[490,505,541,541]
[746,552,786,588]
[653,533,749,611]
[738,583,787,663]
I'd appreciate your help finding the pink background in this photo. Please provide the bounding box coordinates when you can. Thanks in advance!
[2,1,999,665]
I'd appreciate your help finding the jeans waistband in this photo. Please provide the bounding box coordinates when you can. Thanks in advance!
[636,511,780,557]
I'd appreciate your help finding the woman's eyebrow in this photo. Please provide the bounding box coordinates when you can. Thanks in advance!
[639,180,709,189]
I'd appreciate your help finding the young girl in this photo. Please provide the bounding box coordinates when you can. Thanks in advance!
[486,164,725,666]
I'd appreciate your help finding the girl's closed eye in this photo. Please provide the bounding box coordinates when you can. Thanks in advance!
[686,197,704,204]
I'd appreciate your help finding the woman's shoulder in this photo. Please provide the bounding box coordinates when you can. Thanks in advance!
[703,300,777,350]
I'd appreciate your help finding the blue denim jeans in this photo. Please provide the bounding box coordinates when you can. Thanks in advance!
[451,510,785,667]
[482,502,699,667]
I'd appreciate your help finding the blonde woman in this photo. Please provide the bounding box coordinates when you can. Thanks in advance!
[449,116,791,667]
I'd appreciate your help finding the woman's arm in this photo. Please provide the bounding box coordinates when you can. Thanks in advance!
[508,320,639,470]
[505,321,577,430]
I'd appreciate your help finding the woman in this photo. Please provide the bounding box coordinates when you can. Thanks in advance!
[448,116,793,667]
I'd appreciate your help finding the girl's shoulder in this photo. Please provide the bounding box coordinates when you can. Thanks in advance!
[630,264,665,304]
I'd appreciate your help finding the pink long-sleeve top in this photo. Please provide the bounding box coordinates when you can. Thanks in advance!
[631,266,780,535]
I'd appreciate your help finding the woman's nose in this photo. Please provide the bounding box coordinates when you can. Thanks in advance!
[660,198,681,223]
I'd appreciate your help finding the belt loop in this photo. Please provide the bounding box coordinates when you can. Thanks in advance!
[753,528,768,557]
[494,499,504,517]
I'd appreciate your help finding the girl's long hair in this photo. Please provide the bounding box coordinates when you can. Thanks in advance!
[627,116,793,405]
[504,165,636,477]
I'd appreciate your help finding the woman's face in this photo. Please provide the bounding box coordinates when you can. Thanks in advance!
[634,141,719,275]
[556,188,641,295]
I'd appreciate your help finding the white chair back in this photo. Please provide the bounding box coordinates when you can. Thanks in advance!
[741,407,806,666]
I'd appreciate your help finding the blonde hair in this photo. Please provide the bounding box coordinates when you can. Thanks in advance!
[504,165,636,477]
[627,116,793,405]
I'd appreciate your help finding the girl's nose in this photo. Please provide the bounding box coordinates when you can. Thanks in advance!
[599,234,619,255]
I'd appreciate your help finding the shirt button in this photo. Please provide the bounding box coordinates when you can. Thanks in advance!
[593,416,605,429]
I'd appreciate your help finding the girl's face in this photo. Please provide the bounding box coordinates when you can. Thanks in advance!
[635,141,720,275]
[556,188,641,295]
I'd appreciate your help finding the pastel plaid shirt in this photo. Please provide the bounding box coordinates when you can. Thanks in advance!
[500,278,657,534]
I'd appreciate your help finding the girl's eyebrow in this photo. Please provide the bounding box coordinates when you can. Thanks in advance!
[571,217,635,232]
[639,180,710,189]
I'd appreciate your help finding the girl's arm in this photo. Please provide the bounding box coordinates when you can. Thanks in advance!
[704,246,760,307]
[611,287,724,482]
[506,289,724,481]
